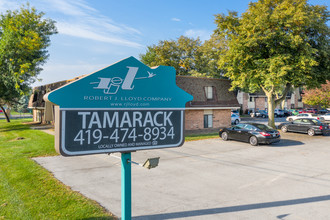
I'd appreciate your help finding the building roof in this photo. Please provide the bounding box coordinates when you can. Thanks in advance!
[176,76,239,109]
[29,75,239,109]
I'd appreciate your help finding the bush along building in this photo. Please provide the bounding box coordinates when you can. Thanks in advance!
[29,75,239,132]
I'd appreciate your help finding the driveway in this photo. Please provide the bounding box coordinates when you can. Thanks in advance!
[35,132,330,219]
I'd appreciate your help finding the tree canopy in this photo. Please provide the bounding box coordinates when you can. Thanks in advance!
[302,80,330,108]
[0,5,57,121]
[215,0,329,127]
[140,36,224,78]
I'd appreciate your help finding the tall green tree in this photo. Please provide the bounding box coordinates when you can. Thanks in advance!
[140,36,223,77]
[215,0,329,127]
[0,5,57,122]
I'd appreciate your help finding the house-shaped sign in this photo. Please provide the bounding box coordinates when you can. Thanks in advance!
[44,56,193,156]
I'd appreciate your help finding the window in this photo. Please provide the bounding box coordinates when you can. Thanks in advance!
[293,119,303,124]
[249,97,255,102]
[204,114,213,128]
[244,124,256,131]
[301,119,312,124]
[205,86,213,99]
[233,124,246,130]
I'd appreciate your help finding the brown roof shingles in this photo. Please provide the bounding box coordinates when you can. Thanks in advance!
[176,76,239,108]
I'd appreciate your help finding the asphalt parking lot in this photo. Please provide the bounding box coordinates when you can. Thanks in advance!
[35,131,330,220]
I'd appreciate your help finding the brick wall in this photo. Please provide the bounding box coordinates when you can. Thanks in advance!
[185,110,204,130]
[185,109,231,131]
[255,97,266,110]
[213,109,231,128]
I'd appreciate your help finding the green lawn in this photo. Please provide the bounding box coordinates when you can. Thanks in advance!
[185,132,219,141]
[0,119,115,219]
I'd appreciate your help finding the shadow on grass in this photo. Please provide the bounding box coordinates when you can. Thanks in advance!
[0,124,31,132]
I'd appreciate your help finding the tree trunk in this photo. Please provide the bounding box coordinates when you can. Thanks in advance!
[263,84,292,129]
[267,95,276,128]
[0,105,10,122]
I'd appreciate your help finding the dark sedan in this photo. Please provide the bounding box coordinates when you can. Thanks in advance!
[279,118,330,136]
[255,110,268,118]
[219,123,280,146]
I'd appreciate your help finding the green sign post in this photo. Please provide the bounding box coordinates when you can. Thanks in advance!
[45,56,193,219]
[121,152,132,219]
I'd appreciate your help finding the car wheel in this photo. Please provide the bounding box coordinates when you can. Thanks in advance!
[274,114,278,118]
[307,129,315,136]
[249,136,258,146]
[281,126,288,133]
[234,119,239,125]
[262,115,266,118]
[289,118,293,122]
[221,132,229,141]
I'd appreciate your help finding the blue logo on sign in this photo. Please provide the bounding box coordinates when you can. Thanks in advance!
[45,56,193,109]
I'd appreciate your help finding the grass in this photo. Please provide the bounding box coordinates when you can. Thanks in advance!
[185,132,219,141]
[0,119,115,219]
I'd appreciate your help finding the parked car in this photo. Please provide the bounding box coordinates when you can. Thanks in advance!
[231,114,241,125]
[283,109,291,116]
[255,110,268,118]
[319,109,329,114]
[231,110,239,115]
[305,108,318,114]
[319,113,330,121]
[219,123,280,146]
[274,109,284,117]
[279,118,330,136]
[286,113,320,122]
[289,109,300,116]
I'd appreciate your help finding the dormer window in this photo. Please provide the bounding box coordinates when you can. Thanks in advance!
[205,86,213,100]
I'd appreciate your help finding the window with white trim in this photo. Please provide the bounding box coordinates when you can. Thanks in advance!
[204,114,213,128]
[205,86,213,100]
[204,109,213,128]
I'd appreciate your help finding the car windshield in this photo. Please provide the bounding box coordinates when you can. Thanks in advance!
[311,114,317,116]
[232,124,246,129]
[253,124,273,131]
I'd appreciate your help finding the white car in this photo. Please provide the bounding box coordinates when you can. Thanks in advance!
[320,113,330,121]
[231,113,241,125]
[286,113,320,122]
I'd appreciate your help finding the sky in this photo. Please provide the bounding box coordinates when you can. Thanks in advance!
[0,0,328,88]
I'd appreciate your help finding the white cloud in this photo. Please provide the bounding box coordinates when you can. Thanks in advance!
[184,29,212,41]
[171,18,181,22]
[1,0,143,48]
[57,21,142,48]
[0,0,19,13]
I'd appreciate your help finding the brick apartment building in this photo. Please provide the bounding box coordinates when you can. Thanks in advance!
[29,76,239,131]
[236,88,304,114]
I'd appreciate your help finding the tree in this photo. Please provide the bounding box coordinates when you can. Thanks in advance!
[215,0,329,128]
[302,80,330,108]
[13,94,31,114]
[140,36,224,78]
[0,5,57,122]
